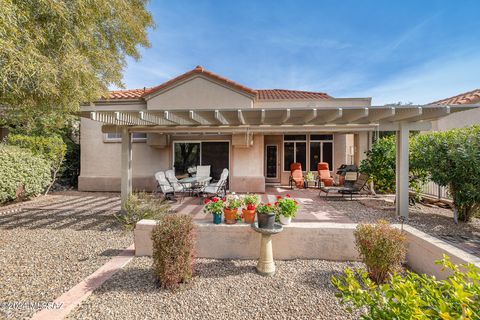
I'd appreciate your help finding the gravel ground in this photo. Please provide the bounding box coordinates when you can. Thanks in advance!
[0,193,132,319]
[68,257,363,320]
[333,197,480,237]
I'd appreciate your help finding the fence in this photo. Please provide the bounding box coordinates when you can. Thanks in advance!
[418,180,451,200]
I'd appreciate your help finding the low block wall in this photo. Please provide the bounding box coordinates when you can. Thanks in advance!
[134,220,480,279]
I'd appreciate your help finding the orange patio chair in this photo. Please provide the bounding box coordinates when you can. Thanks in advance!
[317,162,335,187]
[289,163,304,189]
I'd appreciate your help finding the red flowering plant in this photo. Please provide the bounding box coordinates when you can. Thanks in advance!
[275,194,299,218]
[224,195,242,210]
[203,197,225,216]
[242,193,260,210]
[256,202,276,215]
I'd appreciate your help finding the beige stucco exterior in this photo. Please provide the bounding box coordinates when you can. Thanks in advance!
[79,68,373,193]
[431,107,480,131]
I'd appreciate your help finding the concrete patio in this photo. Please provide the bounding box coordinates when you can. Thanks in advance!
[170,186,353,223]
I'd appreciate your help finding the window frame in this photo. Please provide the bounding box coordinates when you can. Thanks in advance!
[282,134,335,172]
[172,140,231,175]
[309,138,334,171]
[103,132,147,143]
[282,135,307,172]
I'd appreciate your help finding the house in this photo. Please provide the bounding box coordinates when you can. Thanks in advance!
[430,89,480,131]
[78,65,475,217]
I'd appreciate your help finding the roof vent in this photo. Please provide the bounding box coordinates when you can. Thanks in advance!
[195,65,204,71]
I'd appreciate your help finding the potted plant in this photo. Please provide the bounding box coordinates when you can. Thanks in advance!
[223,195,242,224]
[304,171,315,188]
[203,197,224,224]
[256,203,276,229]
[275,194,299,225]
[241,193,260,223]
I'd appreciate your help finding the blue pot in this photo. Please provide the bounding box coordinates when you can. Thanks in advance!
[213,213,222,224]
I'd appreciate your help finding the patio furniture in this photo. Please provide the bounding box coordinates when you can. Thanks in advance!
[343,171,358,188]
[317,162,334,187]
[155,171,182,201]
[337,164,358,186]
[195,165,211,178]
[178,175,212,197]
[319,173,369,200]
[164,170,186,202]
[289,163,304,189]
[202,168,228,199]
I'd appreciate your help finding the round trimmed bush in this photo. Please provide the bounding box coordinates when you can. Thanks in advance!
[0,144,51,204]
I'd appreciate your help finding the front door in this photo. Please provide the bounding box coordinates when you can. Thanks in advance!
[265,144,279,183]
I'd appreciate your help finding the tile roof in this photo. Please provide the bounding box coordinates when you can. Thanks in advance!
[103,66,332,101]
[257,89,331,100]
[430,88,480,105]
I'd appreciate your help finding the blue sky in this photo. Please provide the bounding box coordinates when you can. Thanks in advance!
[120,0,480,105]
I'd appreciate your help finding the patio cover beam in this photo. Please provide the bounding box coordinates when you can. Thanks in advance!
[121,127,132,211]
[303,108,317,123]
[281,109,291,123]
[396,122,410,219]
[319,108,343,124]
[189,110,212,125]
[215,110,229,125]
[237,110,246,125]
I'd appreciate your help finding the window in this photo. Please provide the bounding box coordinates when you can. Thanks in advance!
[284,136,306,171]
[173,141,230,180]
[174,142,201,176]
[309,135,333,171]
[104,132,147,142]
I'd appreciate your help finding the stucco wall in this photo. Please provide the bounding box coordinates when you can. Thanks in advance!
[230,134,265,193]
[431,107,480,131]
[147,76,254,110]
[78,118,170,191]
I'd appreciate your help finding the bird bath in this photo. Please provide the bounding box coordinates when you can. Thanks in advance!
[250,222,284,276]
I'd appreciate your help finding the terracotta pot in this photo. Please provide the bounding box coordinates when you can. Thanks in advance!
[257,212,275,229]
[242,209,256,224]
[223,208,238,224]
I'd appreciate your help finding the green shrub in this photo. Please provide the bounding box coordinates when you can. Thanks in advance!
[6,134,67,193]
[114,193,170,230]
[151,215,196,289]
[413,125,480,221]
[354,220,407,284]
[360,136,427,197]
[0,144,51,203]
[331,255,480,319]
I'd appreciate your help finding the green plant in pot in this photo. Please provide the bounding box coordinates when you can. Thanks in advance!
[242,193,260,224]
[256,203,276,229]
[275,194,299,225]
[305,171,315,181]
[223,195,242,224]
[203,197,225,224]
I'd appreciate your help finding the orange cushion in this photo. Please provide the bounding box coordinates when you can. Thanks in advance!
[317,162,329,171]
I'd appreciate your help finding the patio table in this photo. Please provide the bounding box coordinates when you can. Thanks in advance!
[178,176,212,197]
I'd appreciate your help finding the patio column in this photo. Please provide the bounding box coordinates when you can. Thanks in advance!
[395,122,410,218]
[121,127,132,211]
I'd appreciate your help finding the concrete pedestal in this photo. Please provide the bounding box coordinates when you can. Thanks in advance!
[251,222,283,276]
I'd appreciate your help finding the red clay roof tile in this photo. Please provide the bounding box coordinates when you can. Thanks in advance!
[430,88,480,105]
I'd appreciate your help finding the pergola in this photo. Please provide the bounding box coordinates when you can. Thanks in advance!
[82,103,477,218]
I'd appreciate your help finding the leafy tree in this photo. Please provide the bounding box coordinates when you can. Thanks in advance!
[413,125,480,221]
[0,0,155,131]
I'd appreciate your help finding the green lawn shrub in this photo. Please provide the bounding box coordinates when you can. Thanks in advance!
[331,256,480,319]
[6,134,66,193]
[114,192,170,230]
[0,144,51,203]
[151,215,195,289]
[354,220,407,284]
[412,125,480,221]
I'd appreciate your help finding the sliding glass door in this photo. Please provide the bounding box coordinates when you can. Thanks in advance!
[173,141,229,181]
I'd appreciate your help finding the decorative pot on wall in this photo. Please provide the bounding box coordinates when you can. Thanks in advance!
[213,213,222,225]
[279,215,292,225]
[242,209,256,224]
[223,208,238,224]
[257,212,275,229]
